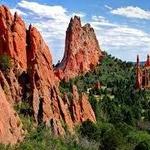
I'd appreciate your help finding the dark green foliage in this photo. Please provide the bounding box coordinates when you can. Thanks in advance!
[0,54,12,71]
[14,125,99,150]
[80,121,124,150]
[14,101,34,133]
[127,130,150,143]
[80,120,101,141]
[99,128,123,150]
[134,141,149,150]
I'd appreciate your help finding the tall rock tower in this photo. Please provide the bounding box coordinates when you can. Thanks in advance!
[136,55,142,89]
[54,16,103,81]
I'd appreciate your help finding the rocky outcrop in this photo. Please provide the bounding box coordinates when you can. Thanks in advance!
[54,16,103,81]
[0,70,13,104]
[0,6,25,144]
[0,5,98,144]
[0,69,23,104]
[0,85,23,144]
[27,26,96,135]
[27,26,68,135]
[0,5,27,70]
[0,5,27,104]
[69,85,96,124]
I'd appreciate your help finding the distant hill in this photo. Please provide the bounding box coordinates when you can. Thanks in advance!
[129,61,145,65]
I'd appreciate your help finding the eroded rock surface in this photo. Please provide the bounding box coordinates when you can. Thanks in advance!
[0,85,23,144]
[0,5,27,70]
[0,5,27,104]
[0,5,98,144]
[69,85,96,124]
[54,16,103,81]
[27,27,96,135]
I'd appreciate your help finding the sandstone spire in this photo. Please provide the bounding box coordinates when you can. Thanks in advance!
[0,5,27,70]
[54,16,103,81]
[145,54,150,67]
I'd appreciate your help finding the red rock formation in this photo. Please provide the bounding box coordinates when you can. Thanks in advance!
[0,5,97,144]
[145,54,150,67]
[80,93,96,122]
[0,71,13,104]
[70,85,96,124]
[27,26,96,135]
[95,81,101,89]
[54,16,103,81]
[27,26,74,135]
[0,5,27,70]
[0,85,23,144]
[0,5,27,104]
[136,54,150,89]
[0,69,23,104]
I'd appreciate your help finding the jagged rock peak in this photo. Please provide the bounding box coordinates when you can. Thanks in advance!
[68,16,82,29]
[0,5,13,24]
[54,16,103,81]
[70,85,96,123]
[0,5,27,70]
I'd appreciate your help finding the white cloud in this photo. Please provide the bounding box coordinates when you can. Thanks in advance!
[105,5,112,10]
[90,15,150,61]
[111,6,150,20]
[92,16,107,22]
[91,16,118,27]
[10,8,27,16]
[17,1,69,22]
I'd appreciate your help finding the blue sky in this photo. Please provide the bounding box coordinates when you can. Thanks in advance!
[1,0,150,63]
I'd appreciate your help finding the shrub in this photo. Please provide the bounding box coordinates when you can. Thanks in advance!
[0,54,12,71]
[99,127,124,150]
[17,125,96,150]
[134,141,149,150]
[80,120,101,141]
[14,101,34,132]
[127,130,150,143]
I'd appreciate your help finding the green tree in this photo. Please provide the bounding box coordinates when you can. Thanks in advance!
[134,141,149,150]
[99,127,123,150]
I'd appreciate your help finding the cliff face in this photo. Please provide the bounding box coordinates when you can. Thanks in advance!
[26,26,96,135]
[0,5,27,70]
[69,85,96,124]
[0,82,23,144]
[0,5,27,104]
[54,16,103,81]
[0,5,98,144]
[26,26,70,135]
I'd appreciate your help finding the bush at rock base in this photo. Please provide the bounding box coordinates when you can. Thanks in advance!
[0,54,12,72]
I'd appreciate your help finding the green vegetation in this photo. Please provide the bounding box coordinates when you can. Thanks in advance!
[0,124,98,150]
[2,52,150,149]
[0,101,98,150]
[11,125,98,150]
[0,54,12,71]
[60,52,150,149]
